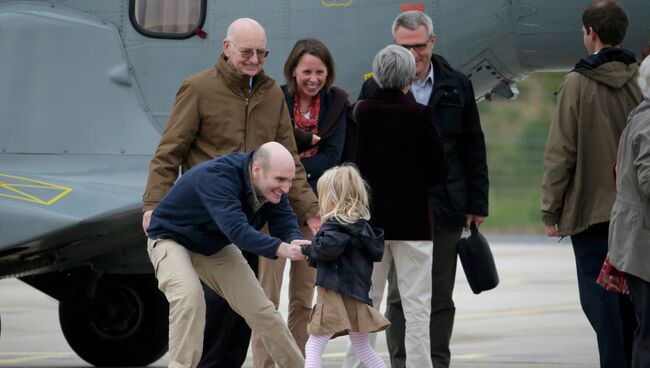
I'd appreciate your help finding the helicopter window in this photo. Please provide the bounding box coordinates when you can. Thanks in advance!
[130,0,206,39]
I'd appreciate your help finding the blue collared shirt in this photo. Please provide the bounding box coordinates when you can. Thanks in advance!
[411,61,434,105]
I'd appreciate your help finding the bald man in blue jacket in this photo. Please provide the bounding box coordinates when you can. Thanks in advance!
[146,142,307,368]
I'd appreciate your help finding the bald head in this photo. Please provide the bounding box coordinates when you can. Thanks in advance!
[251,142,296,204]
[252,142,293,169]
[226,18,266,42]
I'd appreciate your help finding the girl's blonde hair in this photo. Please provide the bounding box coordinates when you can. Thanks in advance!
[316,164,371,224]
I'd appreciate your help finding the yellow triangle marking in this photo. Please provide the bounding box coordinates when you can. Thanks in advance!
[1,185,45,204]
[7,184,61,189]
[0,173,72,205]
[0,193,46,204]
[0,173,69,189]
[46,187,73,205]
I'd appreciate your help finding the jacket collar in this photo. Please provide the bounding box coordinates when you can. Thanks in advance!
[573,47,637,73]
[369,88,410,101]
[430,53,460,90]
[398,54,458,105]
[215,53,270,97]
[416,53,463,107]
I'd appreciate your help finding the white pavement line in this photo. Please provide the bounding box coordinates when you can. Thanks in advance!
[456,304,580,320]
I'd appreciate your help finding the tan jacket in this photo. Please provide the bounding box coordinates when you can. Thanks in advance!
[609,99,650,282]
[143,55,318,223]
[541,54,641,235]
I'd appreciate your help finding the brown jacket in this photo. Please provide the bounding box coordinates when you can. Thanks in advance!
[143,54,318,223]
[541,48,641,235]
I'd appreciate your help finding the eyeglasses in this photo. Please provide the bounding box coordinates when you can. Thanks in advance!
[229,39,269,59]
[397,38,432,52]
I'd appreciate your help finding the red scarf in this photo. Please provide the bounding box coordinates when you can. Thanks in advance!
[293,94,320,158]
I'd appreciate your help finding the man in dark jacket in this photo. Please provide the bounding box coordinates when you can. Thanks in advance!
[345,10,488,368]
[146,142,308,368]
[541,1,640,366]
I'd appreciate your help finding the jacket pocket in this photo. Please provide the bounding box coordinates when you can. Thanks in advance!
[437,93,464,136]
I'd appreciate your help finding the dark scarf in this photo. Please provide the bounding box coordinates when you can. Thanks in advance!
[573,47,637,73]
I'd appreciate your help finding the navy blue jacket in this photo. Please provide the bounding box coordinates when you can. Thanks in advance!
[302,218,384,305]
[282,85,348,192]
[148,152,302,258]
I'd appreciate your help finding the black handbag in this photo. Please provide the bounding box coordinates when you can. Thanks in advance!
[457,222,499,294]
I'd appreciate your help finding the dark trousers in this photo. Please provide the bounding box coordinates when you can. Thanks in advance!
[570,222,635,368]
[626,273,650,368]
[197,250,259,368]
[385,226,462,368]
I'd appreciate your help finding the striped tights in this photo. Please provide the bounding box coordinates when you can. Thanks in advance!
[305,332,385,368]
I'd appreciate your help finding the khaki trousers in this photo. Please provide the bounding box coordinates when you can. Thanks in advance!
[343,240,433,368]
[385,227,462,368]
[147,238,304,368]
[252,231,316,368]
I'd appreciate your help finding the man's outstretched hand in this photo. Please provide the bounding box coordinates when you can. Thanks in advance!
[276,242,307,261]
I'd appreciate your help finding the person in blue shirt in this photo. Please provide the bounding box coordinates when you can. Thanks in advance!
[146,142,308,368]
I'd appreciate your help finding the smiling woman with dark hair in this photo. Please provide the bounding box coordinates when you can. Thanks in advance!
[282,38,349,192]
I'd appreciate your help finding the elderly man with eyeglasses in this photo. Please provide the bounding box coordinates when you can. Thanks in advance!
[142,17,319,368]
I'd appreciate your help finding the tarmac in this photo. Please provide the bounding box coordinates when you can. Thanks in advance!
[0,235,602,367]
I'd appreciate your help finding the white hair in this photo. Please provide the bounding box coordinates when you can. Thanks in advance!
[226,18,266,42]
[638,56,650,100]
[392,10,435,38]
[372,45,416,90]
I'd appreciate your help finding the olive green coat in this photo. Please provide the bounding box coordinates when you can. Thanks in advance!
[541,59,641,235]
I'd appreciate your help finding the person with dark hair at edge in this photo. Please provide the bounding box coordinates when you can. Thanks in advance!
[541,1,641,366]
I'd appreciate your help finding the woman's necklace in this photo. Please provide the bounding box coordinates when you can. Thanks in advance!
[299,97,311,113]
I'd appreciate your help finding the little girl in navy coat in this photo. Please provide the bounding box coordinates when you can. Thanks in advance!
[301,164,390,368]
